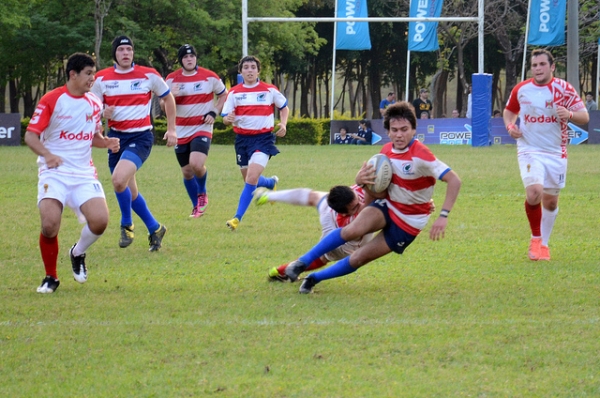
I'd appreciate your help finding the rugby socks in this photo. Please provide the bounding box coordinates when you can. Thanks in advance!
[39,233,58,279]
[525,201,542,237]
[309,257,357,283]
[196,170,207,194]
[132,193,160,233]
[299,228,346,266]
[183,177,199,207]
[72,225,101,257]
[234,182,257,221]
[115,187,133,227]
[266,188,311,206]
[257,175,277,189]
[541,207,558,246]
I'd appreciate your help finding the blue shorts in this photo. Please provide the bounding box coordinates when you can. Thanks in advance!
[175,136,211,167]
[234,132,279,167]
[107,129,154,172]
[369,200,417,254]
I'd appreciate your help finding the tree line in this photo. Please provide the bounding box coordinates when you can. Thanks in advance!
[1,0,598,119]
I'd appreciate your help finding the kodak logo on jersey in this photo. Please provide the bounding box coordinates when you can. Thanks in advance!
[524,114,558,124]
[59,130,94,141]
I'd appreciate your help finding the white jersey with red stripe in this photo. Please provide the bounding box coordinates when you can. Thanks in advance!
[319,185,373,259]
[27,86,103,178]
[380,140,450,236]
[91,64,170,133]
[221,81,287,135]
[505,77,585,158]
[166,67,226,144]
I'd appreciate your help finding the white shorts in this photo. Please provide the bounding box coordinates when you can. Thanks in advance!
[518,152,567,192]
[317,197,374,262]
[37,172,106,223]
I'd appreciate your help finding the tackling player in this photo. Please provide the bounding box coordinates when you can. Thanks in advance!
[254,185,375,281]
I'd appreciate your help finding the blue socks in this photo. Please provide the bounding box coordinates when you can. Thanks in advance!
[131,193,159,233]
[183,178,199,207]
[196,171,207,194]
[115,188,133,227]
[310,257,357,283]
[257,175,276,189]
[234,182,257,221]
[299,228,346,266]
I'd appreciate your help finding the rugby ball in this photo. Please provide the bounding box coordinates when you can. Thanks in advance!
[366,154,393,193]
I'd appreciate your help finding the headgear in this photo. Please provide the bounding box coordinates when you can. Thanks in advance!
[112,35,133,61]
[178,44,197,65]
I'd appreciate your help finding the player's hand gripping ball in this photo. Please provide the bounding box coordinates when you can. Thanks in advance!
[366,154,393,193]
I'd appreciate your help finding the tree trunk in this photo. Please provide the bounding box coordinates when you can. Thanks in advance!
[9,79,19,114]
[300,73,309,117]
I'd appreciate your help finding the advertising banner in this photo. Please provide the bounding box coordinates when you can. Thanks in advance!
[528,0,566,46]
[336,0,371,50]
[0,113,22,146]
[408,0,444,52]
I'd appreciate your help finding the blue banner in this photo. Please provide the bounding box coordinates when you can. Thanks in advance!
[528,0,566,46]
[335,0,371,50]
[408,0,444,52]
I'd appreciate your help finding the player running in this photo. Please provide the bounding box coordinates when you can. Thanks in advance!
[92,35,176,252]
[503,49,588,261]
[221,55,289,231]
[164,44,228,218]
[25,53,120,293]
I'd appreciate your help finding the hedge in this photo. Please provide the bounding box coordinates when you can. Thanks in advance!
[19,117,336,146]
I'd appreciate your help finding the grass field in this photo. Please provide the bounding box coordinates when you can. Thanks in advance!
[1,143,599,397]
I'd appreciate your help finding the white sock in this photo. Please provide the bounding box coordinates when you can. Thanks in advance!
[265,188,311,206]
[541,207,558,246]
[73,225,102,256]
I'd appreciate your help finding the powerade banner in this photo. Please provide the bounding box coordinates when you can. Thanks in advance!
[408,0,444,52]
[527,0,566,46]
[336,0,371,50]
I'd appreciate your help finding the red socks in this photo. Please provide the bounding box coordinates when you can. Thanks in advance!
[39,233,59,279]
[525,201,542,237]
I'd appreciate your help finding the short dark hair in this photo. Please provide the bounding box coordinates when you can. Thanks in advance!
[238,55,261,73]
[327,185,356,215]
[66,53,96,80]
[531,49,554,66]
[586,92,594,96]
[383,101,417,131]
[388,92,394,97]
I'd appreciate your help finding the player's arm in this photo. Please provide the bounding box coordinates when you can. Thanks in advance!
[503,108,522,139]
[161,92,177,147]
[555,106,589,125]
[429,170,461,241]
[92,131,120,153]
[24,131,63,168]
[275,106,289,137]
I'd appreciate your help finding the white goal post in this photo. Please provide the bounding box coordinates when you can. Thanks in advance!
[242,0,484,118]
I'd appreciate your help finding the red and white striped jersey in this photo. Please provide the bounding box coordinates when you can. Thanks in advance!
[27,86,103,178]
[166,67,226,144]
[505,77,586,158]
[380,141,450,236]
[221,81,287,135]
[91,65,170,133]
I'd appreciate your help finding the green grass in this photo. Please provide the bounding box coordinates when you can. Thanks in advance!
[1,144,599,397]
